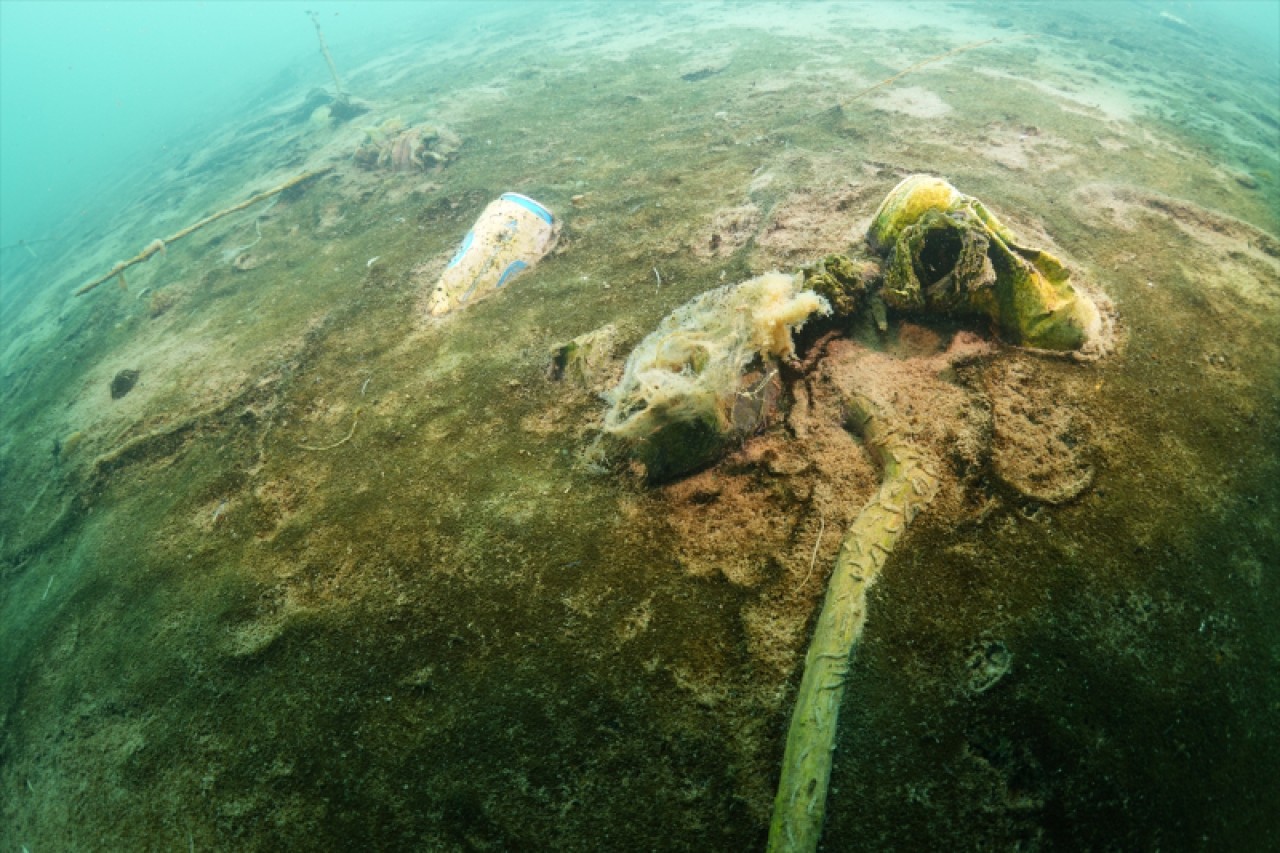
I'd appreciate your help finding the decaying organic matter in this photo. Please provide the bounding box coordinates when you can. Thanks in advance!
[353,119,461,172]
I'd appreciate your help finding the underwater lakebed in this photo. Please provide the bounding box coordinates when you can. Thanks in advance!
[1,3,1278,851]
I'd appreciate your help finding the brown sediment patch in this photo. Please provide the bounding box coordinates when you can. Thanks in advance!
[653,327,1033,683]
[986,358,1095,505]
[752,182,882,267]
[652,319,1107,639]
[817,332,996,521]
[662,467,803,589]
[657,379,875,685]
[691,203,761,259]
[657,339,908,591]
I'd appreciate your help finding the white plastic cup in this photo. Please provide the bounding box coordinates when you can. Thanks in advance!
[429,192,557,316]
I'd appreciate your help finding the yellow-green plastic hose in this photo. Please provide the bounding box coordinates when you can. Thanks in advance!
[767,392,938,852]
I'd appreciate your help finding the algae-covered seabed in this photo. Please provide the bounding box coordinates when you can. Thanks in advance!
[2,2,1277,850]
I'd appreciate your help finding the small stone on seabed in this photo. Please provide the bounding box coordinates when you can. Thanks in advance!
[110,369,140,399]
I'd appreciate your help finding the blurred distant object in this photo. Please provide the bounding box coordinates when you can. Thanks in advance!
[307,10,346,105]
[0,238,54,258]
[304,10,368,123]
[353,118,461,172]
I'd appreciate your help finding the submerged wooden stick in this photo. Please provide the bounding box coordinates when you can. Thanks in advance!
[308,11,347,101]
[767,392,938,853]
[74,166,333,297]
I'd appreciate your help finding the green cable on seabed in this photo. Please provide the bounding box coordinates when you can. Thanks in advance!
[767,392,938,853]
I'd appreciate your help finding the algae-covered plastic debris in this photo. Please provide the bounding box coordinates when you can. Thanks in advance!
[767,389,940,852]
[602,271,829,482]
[599,177,1112,852]
[869,174,1101,351]
[428,193,559,317]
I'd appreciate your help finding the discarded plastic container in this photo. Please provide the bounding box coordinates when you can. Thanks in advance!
[428,192,557,316]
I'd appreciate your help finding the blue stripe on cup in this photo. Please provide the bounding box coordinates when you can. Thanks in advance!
[496,259,529,288]
[499,193,554,225]
[447,230,475,268]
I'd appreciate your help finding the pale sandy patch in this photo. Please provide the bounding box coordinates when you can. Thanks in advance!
[868,85,953,119]
[975,65,1139,124]
[1072,183,1280,310]
[980,126,1076,172]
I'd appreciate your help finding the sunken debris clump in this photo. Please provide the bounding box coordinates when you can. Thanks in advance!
[602,175,1105,483]
[868,174,1101,351]
[597,175,1109,852]
[353,118,462,172]
[800,252,878,317]
[602,271,830,482]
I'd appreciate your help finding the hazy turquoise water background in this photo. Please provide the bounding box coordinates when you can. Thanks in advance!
[2,0,1276,280]
[0,2,1278,848]
[0,0,485,283]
